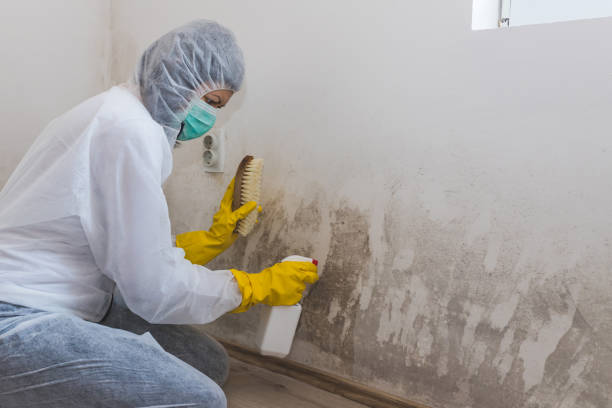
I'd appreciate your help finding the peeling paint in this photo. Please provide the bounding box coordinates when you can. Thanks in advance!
[518,305,576,390]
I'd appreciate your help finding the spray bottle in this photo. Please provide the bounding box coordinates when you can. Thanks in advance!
[255,255,318,358]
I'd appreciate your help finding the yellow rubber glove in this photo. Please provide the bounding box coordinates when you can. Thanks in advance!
[231,260,319,313]
[176,178,258,265]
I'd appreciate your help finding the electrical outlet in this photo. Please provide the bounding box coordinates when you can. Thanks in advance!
[202,128,225,172]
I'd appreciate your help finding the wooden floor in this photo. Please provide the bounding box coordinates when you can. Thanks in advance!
[224,358,369,408]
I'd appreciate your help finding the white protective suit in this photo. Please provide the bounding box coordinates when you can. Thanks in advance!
[0,20,245,324]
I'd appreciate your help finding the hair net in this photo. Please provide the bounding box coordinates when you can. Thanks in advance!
[133,20,245,144]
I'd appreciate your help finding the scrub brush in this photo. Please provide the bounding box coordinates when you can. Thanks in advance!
[232,155,264,236]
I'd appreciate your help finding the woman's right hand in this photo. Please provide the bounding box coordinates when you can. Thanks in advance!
[230,260,319,313]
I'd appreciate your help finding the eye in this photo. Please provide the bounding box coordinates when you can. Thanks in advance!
[204,96,223,108]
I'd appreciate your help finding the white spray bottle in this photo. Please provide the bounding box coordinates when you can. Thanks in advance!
[255,255,318,358]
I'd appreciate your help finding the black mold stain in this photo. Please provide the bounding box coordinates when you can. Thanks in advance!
[246,190,293,270]
[293,198,322,233]
[204,191,611,407]
[533,309,612,408]
[296,205,372,365]
[211,190,318,271]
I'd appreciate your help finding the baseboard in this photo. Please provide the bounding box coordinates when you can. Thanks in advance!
[218,339,431,408]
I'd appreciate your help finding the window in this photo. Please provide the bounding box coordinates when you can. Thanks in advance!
[472,0,612,30]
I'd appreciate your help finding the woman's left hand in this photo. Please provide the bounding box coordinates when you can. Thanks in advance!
[176,178,258,265]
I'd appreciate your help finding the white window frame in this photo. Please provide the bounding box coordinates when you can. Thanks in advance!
[499,0,511,27]
[473,0,612,30]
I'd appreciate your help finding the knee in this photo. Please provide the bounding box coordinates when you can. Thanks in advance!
[141,370,226,408]
[205,381,227,408]
[153,326,230,387]
[187,379,227,408]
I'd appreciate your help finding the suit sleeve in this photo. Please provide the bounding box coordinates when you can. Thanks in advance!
[82,119,242,324]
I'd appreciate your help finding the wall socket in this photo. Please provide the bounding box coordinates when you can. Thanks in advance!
[202,128,225,172]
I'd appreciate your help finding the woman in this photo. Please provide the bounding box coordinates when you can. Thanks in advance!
[0,20,317,407]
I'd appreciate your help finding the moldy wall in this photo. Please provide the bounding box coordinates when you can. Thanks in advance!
[111,1,612,407]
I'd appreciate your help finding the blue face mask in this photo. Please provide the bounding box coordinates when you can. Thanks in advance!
[177,99,217,141]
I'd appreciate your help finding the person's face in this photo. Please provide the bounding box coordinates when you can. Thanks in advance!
[202,89,233,109]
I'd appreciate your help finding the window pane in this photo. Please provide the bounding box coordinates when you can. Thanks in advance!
[511,0,612,26]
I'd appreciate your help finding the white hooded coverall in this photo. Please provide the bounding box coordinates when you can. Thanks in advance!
[0,84,242,324]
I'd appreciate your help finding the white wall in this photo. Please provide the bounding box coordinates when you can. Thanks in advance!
[0,0,110,187]
[112,1,612,407]
[111,2,612,407]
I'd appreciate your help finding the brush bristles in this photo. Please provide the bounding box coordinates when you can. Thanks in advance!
[237,158,263,236]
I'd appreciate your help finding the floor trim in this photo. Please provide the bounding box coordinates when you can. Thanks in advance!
[218,339,431,408]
